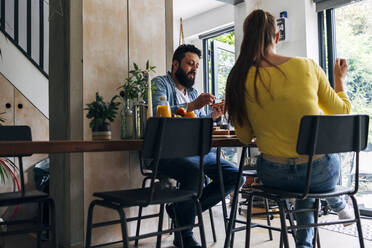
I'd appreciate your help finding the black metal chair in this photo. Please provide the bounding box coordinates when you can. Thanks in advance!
[242,114,369,248]
[224,147,278,248]
[134,158,217,246]
[85,117,212,248]
[0,126,56,247]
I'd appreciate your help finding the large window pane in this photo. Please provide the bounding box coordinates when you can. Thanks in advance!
[335,0,372,211]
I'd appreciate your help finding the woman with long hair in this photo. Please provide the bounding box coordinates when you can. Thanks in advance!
[225,9,352,248]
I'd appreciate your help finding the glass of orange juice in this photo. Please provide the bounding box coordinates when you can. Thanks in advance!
[156,95,172,117]
[156,105,171,117]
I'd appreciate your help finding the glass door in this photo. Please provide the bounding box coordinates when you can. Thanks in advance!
[334,0,372,215]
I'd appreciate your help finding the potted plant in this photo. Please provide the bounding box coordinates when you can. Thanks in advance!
[85,92,120,140]
[0,112,5,126]
[118,60,156,139]
[118,60,156,102]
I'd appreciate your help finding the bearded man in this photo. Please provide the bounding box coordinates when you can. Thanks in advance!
[151,44,243,248]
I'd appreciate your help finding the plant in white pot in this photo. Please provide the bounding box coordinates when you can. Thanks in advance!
[85,92,120,140]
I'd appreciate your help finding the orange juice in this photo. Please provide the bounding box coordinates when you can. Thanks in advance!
[156,105,171,117]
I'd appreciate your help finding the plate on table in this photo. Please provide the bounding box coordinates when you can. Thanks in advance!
[212,134,237,138]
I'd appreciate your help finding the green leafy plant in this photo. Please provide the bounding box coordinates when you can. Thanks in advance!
[0,112,6,126]
[85,92,120,129]
[0,159,9,184]
[118,60,156,101]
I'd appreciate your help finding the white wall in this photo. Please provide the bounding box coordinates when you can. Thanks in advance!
[235,0,319,61]
[0,32,49,118]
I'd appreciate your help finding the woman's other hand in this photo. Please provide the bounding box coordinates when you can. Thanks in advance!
[334,58,348,92]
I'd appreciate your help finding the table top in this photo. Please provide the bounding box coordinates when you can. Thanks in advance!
[0,136,251,156]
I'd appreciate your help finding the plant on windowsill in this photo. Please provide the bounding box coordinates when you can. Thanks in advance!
[117,60,156,139]
[85,92,120,140]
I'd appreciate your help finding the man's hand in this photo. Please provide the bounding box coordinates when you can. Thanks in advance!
[211,103,224,121]
[187,93,215,112]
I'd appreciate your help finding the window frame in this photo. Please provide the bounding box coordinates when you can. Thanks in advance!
[199,25,234,94]
[318,9,337,87]
[318,1,372,217]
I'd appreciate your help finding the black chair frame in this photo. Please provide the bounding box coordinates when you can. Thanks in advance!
[224,147,285,248]
[0,126,56,247]
[85,117,212,248]
[134,156,217,246]
[242,114,369,248]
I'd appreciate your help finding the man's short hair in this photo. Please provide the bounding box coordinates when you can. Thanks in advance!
[172,44,202,64]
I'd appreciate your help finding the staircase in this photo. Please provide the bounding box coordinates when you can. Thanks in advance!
[0,0,49,118]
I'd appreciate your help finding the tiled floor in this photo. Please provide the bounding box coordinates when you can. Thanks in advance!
[3,205,372,247]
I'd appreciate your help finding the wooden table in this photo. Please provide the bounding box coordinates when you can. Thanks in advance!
[0,135,252,247]
[0,136,246,156]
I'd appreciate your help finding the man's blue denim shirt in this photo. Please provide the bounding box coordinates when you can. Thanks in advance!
[152,72,210,117]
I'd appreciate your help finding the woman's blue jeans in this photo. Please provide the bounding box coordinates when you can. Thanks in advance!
[257,154,345,248]
[157,150,242,238]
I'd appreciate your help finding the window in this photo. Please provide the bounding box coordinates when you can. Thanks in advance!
[201,27,238,164]
[319,0,372,215]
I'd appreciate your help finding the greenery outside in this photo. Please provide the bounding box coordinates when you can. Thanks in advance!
[335,0,372,204]
[336,0,372,140]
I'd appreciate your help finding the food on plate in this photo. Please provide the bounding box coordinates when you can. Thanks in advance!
[211,100,225,109]
[212,129,230,135]
[183,112,197,118]
[176,107,187,117]
[174,107,196,118]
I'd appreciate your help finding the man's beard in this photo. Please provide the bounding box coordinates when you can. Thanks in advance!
[175,67,195,89]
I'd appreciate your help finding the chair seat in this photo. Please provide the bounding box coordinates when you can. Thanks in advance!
[0,190,49,206]
[242,185,353,199]
[93,186,197,207]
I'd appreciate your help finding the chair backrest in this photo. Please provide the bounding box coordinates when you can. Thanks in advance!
[141,117,212,205]
[0,125,32,141]
[296,115,369,198]
[297,115,369,155]
[142,117,212,160]
[0,126,33,195]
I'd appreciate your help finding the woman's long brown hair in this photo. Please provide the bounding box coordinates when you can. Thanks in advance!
[225,9,278,126]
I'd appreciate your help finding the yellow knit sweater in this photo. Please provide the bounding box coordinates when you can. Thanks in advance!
[235,57,350,157]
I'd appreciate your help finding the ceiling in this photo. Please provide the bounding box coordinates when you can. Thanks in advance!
[173,0,226,20]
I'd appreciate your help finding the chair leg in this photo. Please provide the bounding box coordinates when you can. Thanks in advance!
[278,200,290,248]
[85,200,97,248]
[134,205,143,247]
[116,207,130,248]
[208,207,217,242]
[264,198,273,240]
[49,198,57,248]
[134,177,150,247]
[37,201,42,248]
[350,195,365,248]
[284,200,296,242]
[313,199,320,248]
[316,232,321,248]
[230,203,238,248]
[245,194,253,248]
[194,198,207,248]
[156,204,165,248]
